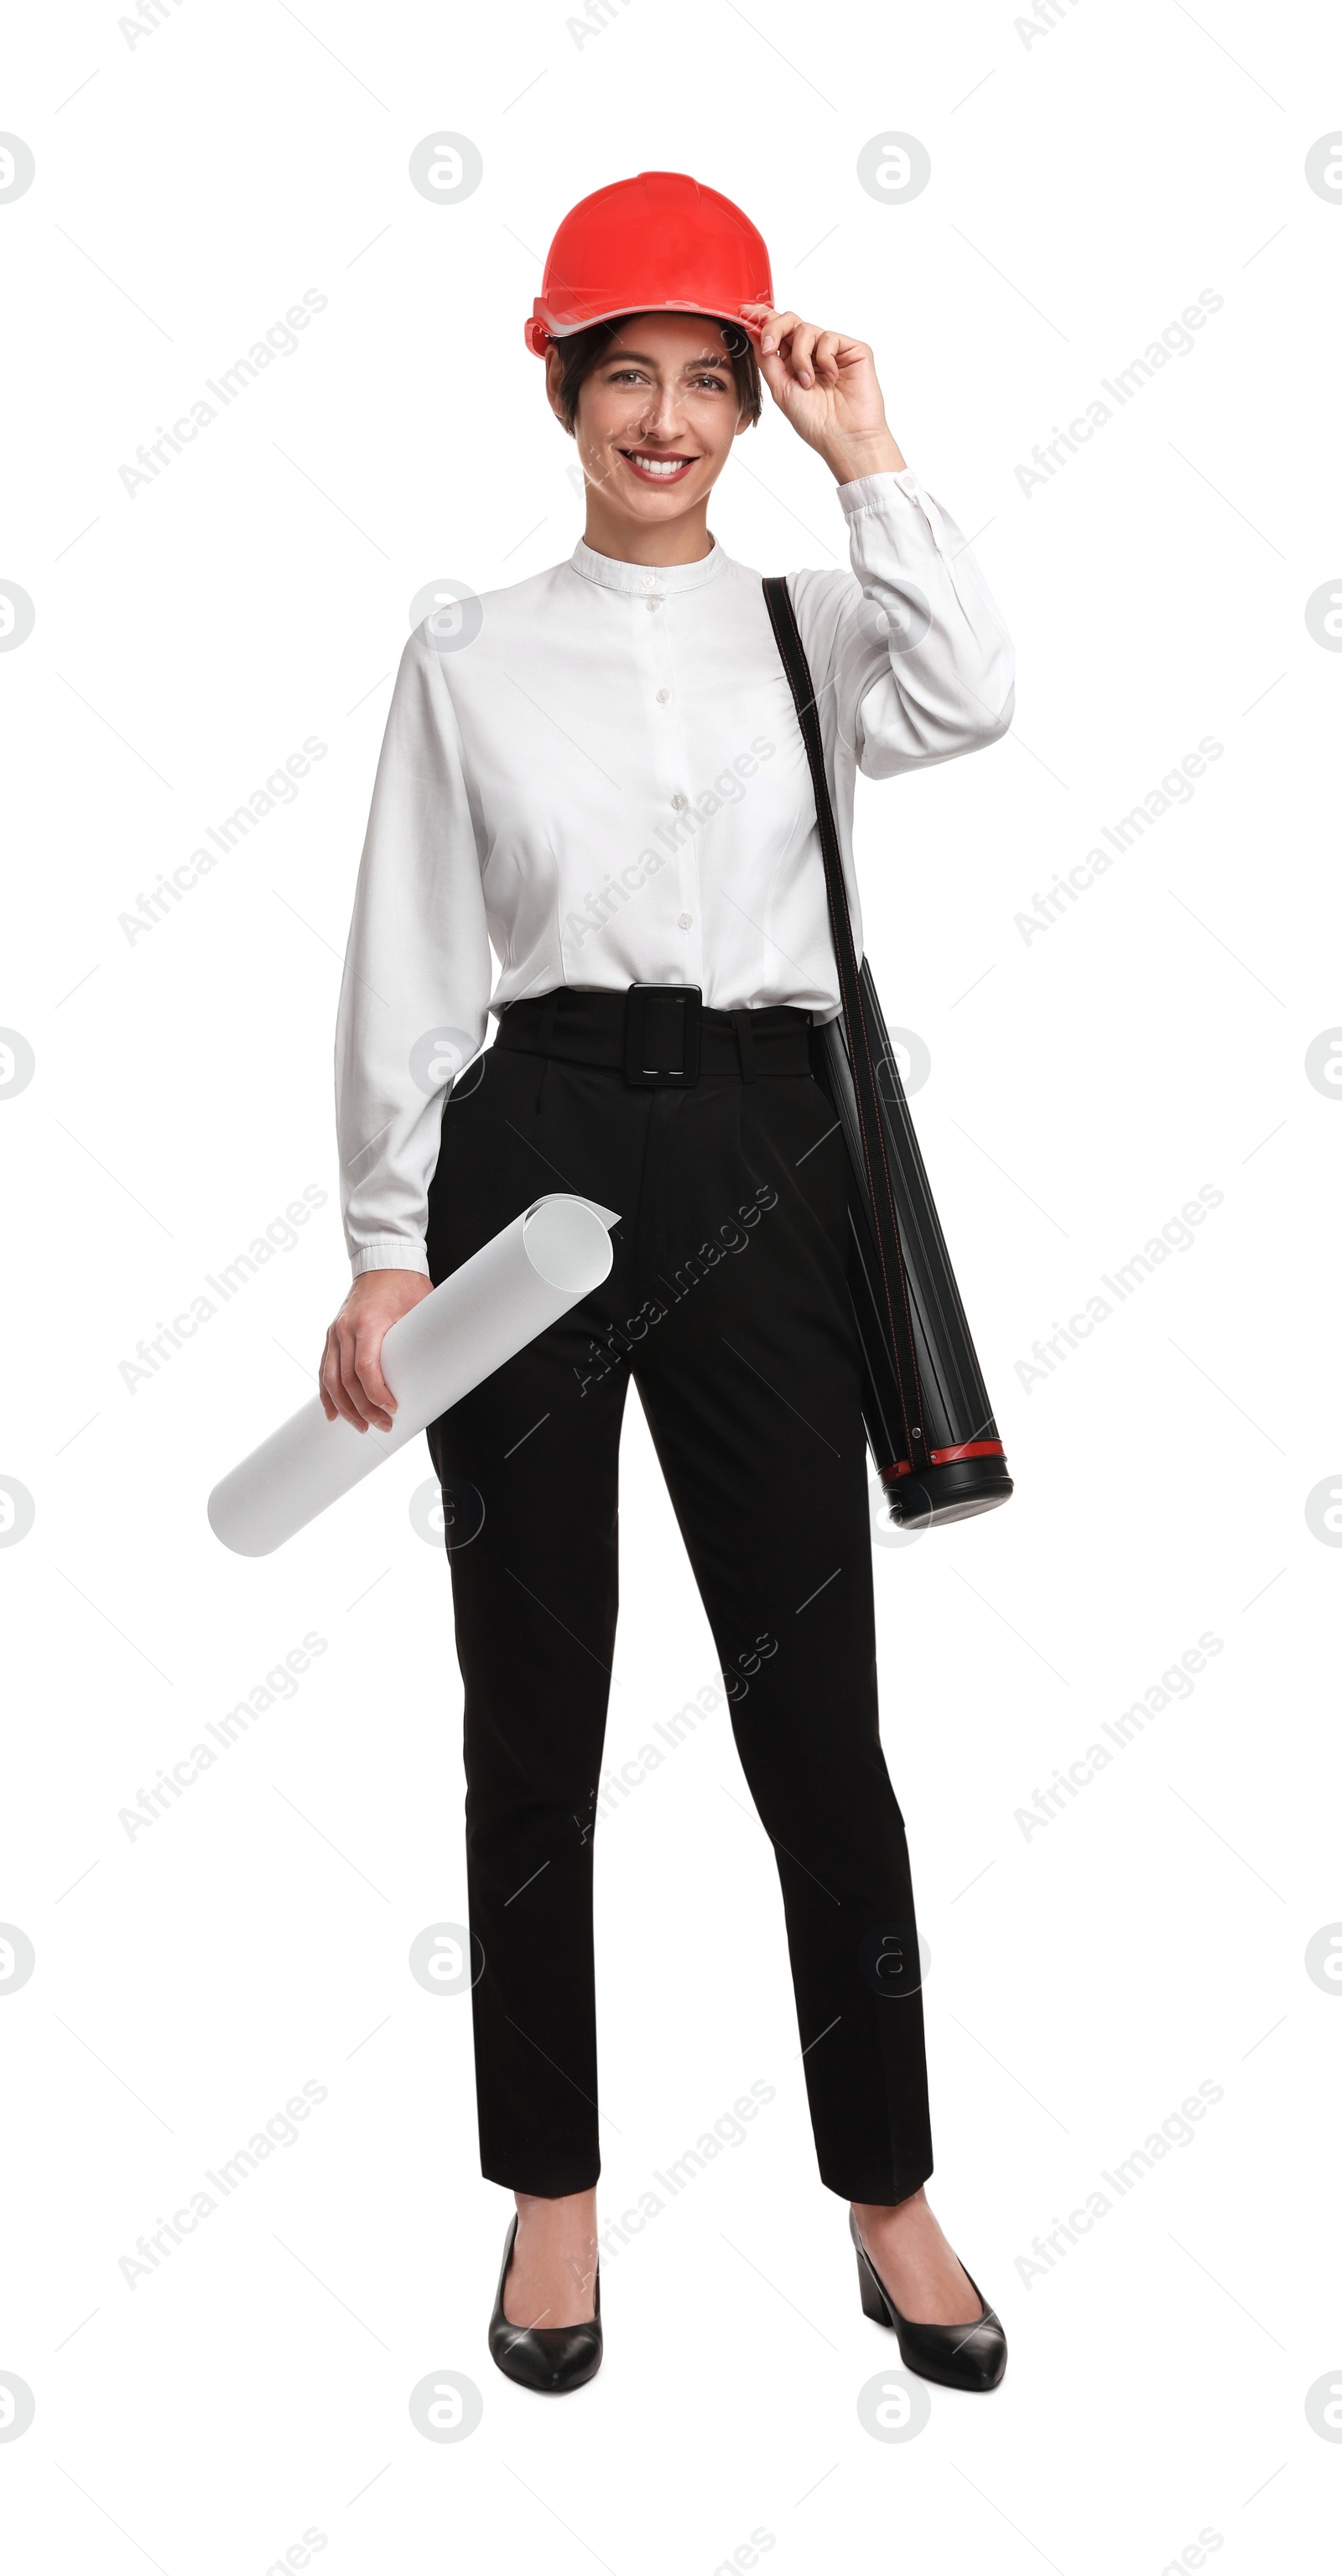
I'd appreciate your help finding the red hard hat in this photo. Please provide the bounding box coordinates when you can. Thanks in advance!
[524,169,772,356]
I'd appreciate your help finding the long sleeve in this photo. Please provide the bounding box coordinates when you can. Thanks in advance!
[790,469,1015,777]
[334,627,492,1278]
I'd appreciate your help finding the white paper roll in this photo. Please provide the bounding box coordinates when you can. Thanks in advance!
[208,1193,618,1557]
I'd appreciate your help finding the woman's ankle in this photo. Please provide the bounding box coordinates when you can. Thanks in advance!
[515,2185,597,2222]
[853,2186,928,2227]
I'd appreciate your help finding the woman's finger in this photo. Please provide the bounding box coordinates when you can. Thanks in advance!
[738,302,787,341]
[750,305,802,359]
[333,1321,377,1432]
[320,1326,365,1431]
[788,322,819,386]
[319,1326,351,1425]
[352,1323,397,1433]
[741,307,852,389]
[318,1328,340,1422]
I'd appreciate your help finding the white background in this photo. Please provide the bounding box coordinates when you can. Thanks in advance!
[2,3,1340,2569]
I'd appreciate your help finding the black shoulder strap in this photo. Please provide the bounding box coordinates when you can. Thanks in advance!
[762,574,929,1472]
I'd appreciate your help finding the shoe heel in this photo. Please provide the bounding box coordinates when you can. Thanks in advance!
[856,2248,892,2326]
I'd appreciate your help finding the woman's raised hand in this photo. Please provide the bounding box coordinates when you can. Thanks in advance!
[738,304,905,481]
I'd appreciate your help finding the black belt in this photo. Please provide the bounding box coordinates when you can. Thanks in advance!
[496,984,815,1085]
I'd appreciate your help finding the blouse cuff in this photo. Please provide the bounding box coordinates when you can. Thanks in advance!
[351,1240,430,1280]
[837,466,962,574]
[836,466,924,518]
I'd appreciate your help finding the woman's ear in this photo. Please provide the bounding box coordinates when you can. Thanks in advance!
[544,345,570,431]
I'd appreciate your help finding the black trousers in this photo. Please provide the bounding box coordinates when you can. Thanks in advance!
[424,993,934,2205]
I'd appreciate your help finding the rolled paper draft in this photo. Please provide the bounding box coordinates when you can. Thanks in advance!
[207,1194,617,1556]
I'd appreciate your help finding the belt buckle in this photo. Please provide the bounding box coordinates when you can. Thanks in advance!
[623,983,702,1087]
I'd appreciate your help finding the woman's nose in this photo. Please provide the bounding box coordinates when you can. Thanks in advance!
[637,388,682,441]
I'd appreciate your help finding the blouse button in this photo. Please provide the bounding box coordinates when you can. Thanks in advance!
[671,792,688,810]
[656,688,671,704]
[678,912,694,930]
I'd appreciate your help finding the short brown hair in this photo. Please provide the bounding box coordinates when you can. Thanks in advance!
[549,314,761,434]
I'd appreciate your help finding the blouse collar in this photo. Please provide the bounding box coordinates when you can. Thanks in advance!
[568,534,727,596]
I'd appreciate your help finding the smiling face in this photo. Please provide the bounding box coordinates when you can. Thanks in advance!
[548,312,754,550]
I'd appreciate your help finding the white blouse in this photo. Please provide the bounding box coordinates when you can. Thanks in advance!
[335,468,1014,1276]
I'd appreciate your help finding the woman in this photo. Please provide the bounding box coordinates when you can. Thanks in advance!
[323,171,1014,2395]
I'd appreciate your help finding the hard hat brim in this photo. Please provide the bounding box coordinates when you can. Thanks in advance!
[526,300,762,357]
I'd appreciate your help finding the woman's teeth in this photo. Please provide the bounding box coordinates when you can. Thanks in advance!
[622,452,691,478]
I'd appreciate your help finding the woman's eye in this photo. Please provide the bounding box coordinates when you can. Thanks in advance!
[606,369,727,388]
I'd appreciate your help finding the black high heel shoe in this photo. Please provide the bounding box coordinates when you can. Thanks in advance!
[850,2208,1006,2392]
[487,2213,603,2394]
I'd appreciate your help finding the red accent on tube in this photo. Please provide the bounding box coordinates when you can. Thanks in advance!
[885,1441,1006,1478]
